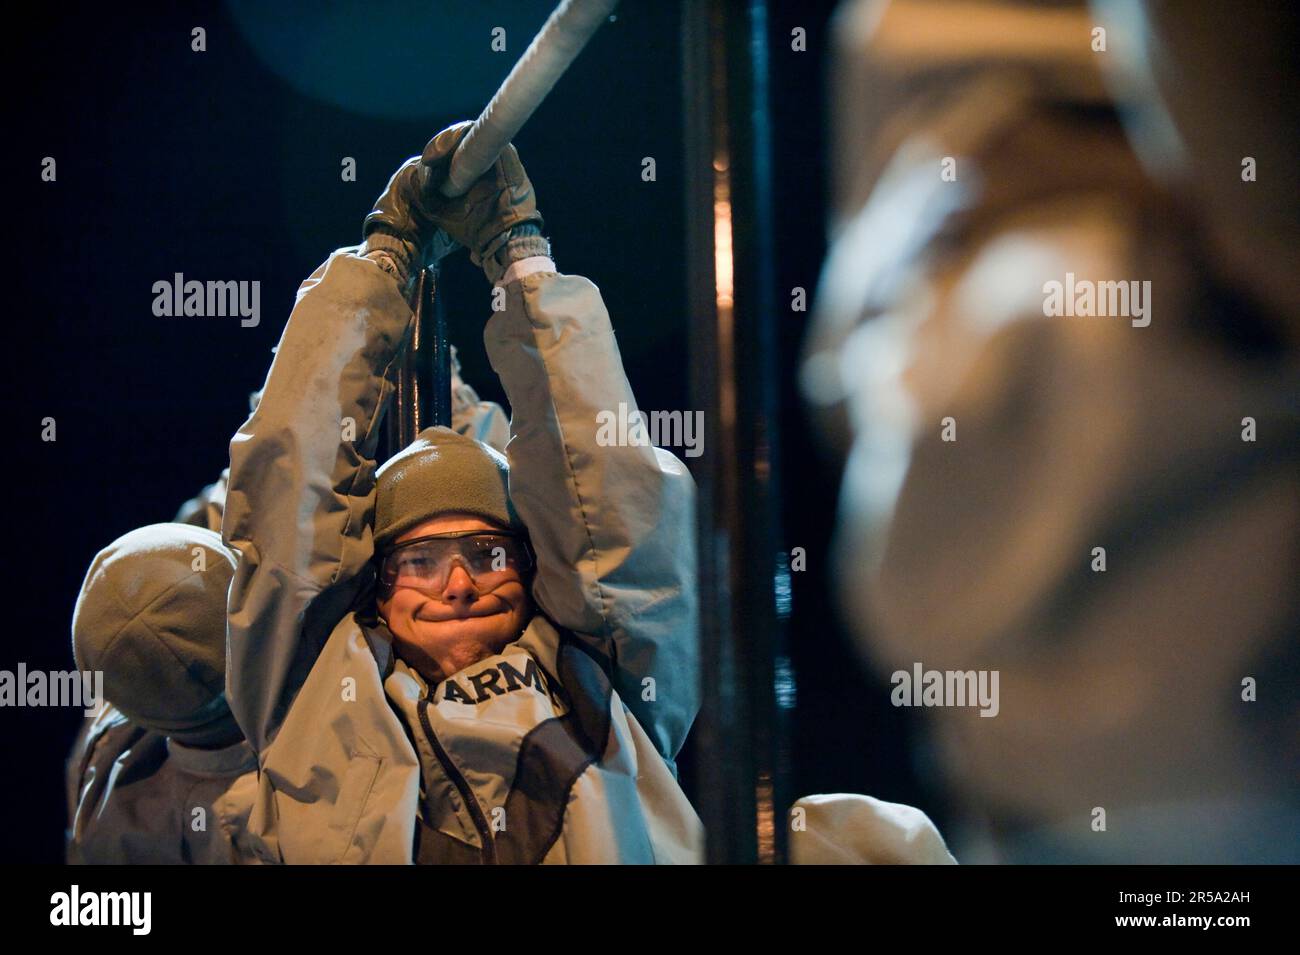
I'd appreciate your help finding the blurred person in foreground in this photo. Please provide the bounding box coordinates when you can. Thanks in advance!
[802,0,1298,863]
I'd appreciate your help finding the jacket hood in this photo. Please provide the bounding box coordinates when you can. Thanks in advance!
[72,523,242,746]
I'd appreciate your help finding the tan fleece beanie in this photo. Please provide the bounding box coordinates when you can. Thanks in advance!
[374,426,523,551]
[71,523,241,747]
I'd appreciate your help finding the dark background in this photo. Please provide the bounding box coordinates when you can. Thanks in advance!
[7,0,933,862]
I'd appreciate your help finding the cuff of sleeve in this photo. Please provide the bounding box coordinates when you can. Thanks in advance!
[484,225,551,284]
[496,255,557,287]
[360,230,419,288]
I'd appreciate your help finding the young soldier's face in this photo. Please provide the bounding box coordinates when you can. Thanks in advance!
[377,513,533,682]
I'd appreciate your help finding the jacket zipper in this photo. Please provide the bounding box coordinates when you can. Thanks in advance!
[417,698,498,864]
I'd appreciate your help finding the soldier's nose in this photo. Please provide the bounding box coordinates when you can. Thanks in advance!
[441,564,478,603]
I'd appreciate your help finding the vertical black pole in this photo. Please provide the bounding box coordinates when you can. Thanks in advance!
[385,266,451,462]
[387,268,425,456]
[683,0,791,864]
[427,269,452,429]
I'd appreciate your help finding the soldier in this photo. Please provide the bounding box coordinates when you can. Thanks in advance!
[223,123,701,863]
[67,524,257,864]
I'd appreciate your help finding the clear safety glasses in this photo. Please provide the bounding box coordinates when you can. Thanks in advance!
[378,531,533,594]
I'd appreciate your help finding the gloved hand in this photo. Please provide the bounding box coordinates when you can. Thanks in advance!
[363,121,543,275]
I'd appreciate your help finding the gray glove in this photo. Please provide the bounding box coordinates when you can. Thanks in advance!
[363,121,544,282]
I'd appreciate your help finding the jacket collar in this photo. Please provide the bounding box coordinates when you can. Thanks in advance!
[165,737,258,777]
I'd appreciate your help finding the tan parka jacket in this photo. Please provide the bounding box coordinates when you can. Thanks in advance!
[65,704,258,864]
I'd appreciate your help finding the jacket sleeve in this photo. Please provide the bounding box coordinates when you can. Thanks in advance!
[223,248,414,753]
[484,270,700,765]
